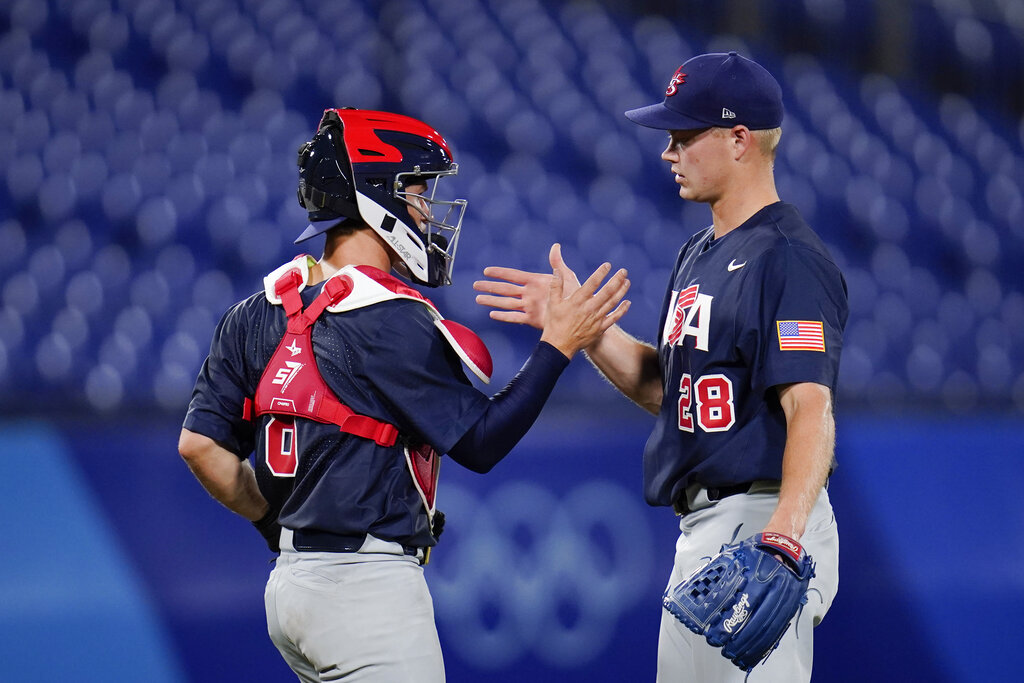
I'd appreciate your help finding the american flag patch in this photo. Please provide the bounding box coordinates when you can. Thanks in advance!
[776,320,826,352]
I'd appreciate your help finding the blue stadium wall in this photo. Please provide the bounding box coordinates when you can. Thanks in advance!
[2,412,1021,683]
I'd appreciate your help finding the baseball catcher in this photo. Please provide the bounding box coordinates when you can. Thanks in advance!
[179,107,630,682]
[663,532,815,673]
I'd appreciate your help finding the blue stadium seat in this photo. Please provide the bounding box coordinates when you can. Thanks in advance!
[0,0,1021,412]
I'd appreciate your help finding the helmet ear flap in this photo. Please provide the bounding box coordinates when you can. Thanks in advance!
[296,110,360,221]
[295,141,312,210]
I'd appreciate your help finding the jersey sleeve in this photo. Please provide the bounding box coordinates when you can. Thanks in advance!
[749,245,848,394]
[361,302,490,453]
[182,299,258,458]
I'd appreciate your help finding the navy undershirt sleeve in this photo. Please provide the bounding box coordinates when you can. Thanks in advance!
[447,341,570,473]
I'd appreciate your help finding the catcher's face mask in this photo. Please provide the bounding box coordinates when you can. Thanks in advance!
[394,169,466,288]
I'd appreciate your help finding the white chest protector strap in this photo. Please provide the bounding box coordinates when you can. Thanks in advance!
[325,265,493,383]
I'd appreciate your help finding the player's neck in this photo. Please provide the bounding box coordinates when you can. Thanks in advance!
[311,229,394,284]
[709,174,779,239]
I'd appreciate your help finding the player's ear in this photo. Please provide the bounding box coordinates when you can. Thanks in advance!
[730,125,754,161]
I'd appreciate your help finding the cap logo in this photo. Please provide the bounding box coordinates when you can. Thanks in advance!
[665,68,687,97]
[722,108,736,119]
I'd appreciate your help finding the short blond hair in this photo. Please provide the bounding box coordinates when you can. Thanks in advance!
[711,126,782,160]
[752,127,782,160]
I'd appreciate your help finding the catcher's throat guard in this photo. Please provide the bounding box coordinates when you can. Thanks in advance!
[663,532,815,674]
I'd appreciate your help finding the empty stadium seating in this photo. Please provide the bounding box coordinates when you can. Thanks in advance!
[1,0,1021,416]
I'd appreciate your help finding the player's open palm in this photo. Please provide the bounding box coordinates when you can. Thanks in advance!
[475,243,584,329]
[539,251,630,359]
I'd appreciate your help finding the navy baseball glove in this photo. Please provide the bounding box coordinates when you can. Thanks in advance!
[662,532,815,673]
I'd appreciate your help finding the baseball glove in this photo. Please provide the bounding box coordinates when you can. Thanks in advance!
[252,508,282,553]
[662,532,815,673]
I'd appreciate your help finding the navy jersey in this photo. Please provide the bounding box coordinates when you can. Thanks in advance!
[643,202,848,507]
[183,280,489,548]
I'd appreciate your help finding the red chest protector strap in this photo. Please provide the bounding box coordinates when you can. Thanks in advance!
[243,270,399,447]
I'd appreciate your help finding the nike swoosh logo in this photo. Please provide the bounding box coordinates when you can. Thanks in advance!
[727,259,746,272]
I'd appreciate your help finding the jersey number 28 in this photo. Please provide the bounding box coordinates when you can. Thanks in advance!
[677,373,736,433]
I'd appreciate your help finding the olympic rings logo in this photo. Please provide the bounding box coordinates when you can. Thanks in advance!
[427,478,656,669]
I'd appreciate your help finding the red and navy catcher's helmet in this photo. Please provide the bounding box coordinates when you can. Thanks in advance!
[296,108,467,287]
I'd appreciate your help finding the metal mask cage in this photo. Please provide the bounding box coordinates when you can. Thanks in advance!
[395,164,467,284]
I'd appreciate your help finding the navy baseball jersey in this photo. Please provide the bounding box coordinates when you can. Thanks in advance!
[184,270,489,548]
[644,202,848,507]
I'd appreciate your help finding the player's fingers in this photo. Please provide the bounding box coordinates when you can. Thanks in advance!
[481,266,531,282]
[576,262,613,297]
[597,280,631,320]
[488,309,531,324]
[591,269,630,309]
[549,243,582,288]
[548,243,562,270]
[601,299,632,330]
[475,293,524,311]
[548,266,565,300]
[472,279,524,297]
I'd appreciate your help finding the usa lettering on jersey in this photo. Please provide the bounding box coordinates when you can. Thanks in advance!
[664,284,713,351]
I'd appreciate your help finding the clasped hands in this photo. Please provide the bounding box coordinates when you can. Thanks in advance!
[473,243,630,359]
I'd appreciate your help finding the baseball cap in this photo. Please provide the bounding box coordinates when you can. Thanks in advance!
[625,51,783,131]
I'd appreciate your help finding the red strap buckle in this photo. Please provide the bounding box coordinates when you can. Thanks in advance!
[322,274,353,305]
[374,422,399,447]
[274,269,303,297]
[334,410,400,447]
[275,269,305,316]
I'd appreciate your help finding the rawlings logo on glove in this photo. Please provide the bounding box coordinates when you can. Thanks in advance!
[722,593,750,633]
[662,532,815,672]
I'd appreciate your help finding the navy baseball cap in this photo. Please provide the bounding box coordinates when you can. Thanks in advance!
[625,51,783,131]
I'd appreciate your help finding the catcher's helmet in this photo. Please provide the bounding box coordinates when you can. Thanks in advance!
[296,108,467,287]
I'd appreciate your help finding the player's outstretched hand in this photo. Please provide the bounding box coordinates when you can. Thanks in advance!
[538,247,630,359]
[474,243,584,329]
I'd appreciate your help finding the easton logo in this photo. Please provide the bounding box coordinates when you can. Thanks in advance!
[723,593,750,633]
[665,68,687,96]
[271,361,303,393]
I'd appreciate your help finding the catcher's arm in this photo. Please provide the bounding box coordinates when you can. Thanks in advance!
[179,428,269,522]
[765,382,834,541]
[475,243,661,414]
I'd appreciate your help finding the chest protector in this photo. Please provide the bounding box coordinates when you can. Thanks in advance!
[247,256,493,520]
